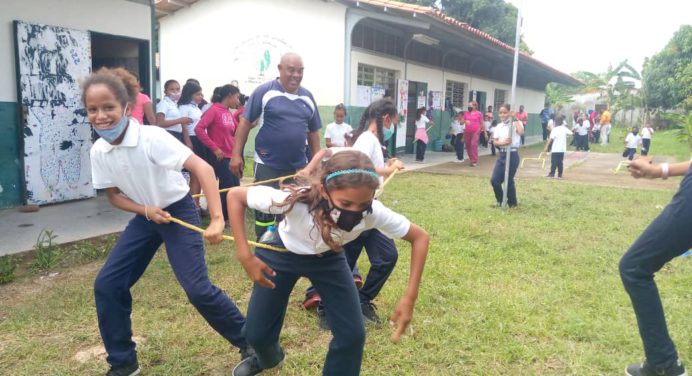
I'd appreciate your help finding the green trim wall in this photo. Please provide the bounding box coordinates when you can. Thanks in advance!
[0,101,22,208]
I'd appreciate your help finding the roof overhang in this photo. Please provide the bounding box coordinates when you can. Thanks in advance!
[155,0,200,19]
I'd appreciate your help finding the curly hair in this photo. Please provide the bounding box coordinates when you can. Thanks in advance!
[274,150,379,251]
[81,67,138,107]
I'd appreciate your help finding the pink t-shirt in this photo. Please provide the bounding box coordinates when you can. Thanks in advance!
[464,111,483,133]
[131,92,151,124]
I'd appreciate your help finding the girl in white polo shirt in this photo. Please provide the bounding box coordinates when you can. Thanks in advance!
[544,115,573,179]
[83,68,249,376]
[155,79,192,143]
[227,150,428,376]
[324,104,352,147]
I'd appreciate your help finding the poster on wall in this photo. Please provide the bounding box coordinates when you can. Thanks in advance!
[417,91,426,109]
[229,35,294,93]
[395,79,408,148]
[431,91,442,110]
[371,86,386,101]
[14,21,95,205]
[356,85,372,107]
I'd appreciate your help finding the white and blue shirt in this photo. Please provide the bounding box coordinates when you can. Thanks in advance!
[243,80,322,170]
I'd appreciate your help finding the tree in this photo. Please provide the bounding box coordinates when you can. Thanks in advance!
[642,25,692,112]
[401,0,530,51]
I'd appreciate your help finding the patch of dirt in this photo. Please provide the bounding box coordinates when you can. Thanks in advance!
[418,150,680,191]
[73,336,146,364]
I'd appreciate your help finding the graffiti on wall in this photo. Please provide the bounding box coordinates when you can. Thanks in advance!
[229,35,293,92]
[15,21,94,205]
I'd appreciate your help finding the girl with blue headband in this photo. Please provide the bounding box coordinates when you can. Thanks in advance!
[227,149,429,376]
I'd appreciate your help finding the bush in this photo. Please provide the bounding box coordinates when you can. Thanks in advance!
[0,255,17,284]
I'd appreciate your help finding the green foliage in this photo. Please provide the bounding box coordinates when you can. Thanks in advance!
[545,83,574,109]
[662,111,692,152]
[401,0,529,49]
[642,25,692,111]
[0,255,17,284]
[31,229,60,272]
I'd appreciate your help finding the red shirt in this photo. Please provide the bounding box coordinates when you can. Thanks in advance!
[464,110,483,132]
[194,103,236,158]
[516,111,528,125]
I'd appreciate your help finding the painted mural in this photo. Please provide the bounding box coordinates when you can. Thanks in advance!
[15,21,94,205]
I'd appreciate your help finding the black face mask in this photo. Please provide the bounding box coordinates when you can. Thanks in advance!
[467,106,474,112]
[320,198,372,232]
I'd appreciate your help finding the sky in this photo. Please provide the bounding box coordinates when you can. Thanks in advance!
[507,0,691,76]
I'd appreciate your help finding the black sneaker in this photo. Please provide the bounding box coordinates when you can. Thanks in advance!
[361,301,381,325]
[232,349,286,376]
[317,306,330,331]
[106,361,140,376]
[626,359,687,376]
[240,346,255,360]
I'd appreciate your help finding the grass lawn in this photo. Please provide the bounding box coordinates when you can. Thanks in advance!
[1,158,691,375]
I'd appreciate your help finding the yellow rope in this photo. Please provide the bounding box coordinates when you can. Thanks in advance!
[167,217,288,252]
[192,174,298,198]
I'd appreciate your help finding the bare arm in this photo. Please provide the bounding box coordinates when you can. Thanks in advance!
[227,186,276,288]
[390,223,429,342]
[230,117,254,178]
[184,154,224,244]
[155,113,191,128]
[629,160,691,179]
[144,102,157,125]
[105,187,170,224]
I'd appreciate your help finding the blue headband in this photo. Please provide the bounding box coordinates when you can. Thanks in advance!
[325,169,378,183]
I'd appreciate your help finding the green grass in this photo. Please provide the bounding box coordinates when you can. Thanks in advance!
[1,170,690,375]
[526,128,691,162]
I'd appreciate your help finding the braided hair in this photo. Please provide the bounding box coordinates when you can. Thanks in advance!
[348,99,397,147]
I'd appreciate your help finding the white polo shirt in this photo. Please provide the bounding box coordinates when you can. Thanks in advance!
[641,127,654,139]
[155,96,183,133]
[324,122,353,147]
[493,120,521,148]
[90,119,192,208]
[549,126,573,153]
[246,185,410,255]
[178,103,202,136]
[625,133,642,149]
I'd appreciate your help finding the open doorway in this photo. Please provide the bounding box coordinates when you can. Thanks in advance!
[91,32,151,97]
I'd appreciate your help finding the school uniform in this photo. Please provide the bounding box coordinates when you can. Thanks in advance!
[547,125,573,178]
[325,122,353,147]
[155,96,185,142]
[624,133,642,160]
[245,185,411,375]
[451,120,465,161]
[90,121,246,367]
[641,127,654,156]
[576,120,590,151]
[490,120,521,206]
[414,115,430,161]
[179,103,208,161]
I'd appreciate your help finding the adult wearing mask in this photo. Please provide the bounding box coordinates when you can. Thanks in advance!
[463,101,483,167]
[230,52,322,238]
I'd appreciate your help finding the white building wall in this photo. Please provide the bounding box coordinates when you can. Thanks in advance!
[0,0,152,102]
[158,0,346,105]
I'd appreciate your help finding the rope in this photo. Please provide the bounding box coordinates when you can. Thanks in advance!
[174,168,402,253]
[167,216,288,253]
[192,174,298,198]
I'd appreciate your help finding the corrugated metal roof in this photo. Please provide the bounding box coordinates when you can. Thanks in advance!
[154,0,200,18]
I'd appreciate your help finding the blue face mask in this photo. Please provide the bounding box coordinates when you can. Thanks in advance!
[383,126,394,141]
[94,104,129,144]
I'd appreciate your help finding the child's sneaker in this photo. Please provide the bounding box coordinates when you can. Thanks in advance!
[625,359,687,376]
[302,291,321,310]
[361,301,381,325]
[106,361,140,376]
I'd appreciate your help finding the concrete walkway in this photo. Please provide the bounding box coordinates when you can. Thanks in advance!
[0,138,526,257]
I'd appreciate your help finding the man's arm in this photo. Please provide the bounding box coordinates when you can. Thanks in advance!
[230,117,254,178]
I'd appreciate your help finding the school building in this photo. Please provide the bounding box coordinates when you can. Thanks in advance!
[157,0,579,154]
[0,0,156,209]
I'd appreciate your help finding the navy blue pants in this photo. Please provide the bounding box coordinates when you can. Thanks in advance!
[490,151,520,206]
[642,138,651,156]
[549,152,565,178]
[94,195,247,367]
[454,134,465,160]
[209,157,240,221]
[619,166,692,370]
[415,139,427,161]
[246,248,365,375]
[344,229,398,304]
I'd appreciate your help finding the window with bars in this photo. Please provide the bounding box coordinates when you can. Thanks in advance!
[357,63,397,96]
[494,89,507,109]
[445,80,466,110]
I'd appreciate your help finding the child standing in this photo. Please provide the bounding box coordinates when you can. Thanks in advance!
[641,123,654,156]
[227,150,429,376]
[325,104,353,147]
[544,115,573,179]
[414,107,432,162]
[624,127,642,160]
[576,115,590,151]
[490,104,524,207]
[84,68,248,376]
[195,84,242,220]
[177,81,205,209]
[155,79,192,143]
[488,120,497,156]
[451,111,465,162]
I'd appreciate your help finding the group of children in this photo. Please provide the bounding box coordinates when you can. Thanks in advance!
[82,67,429,376]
